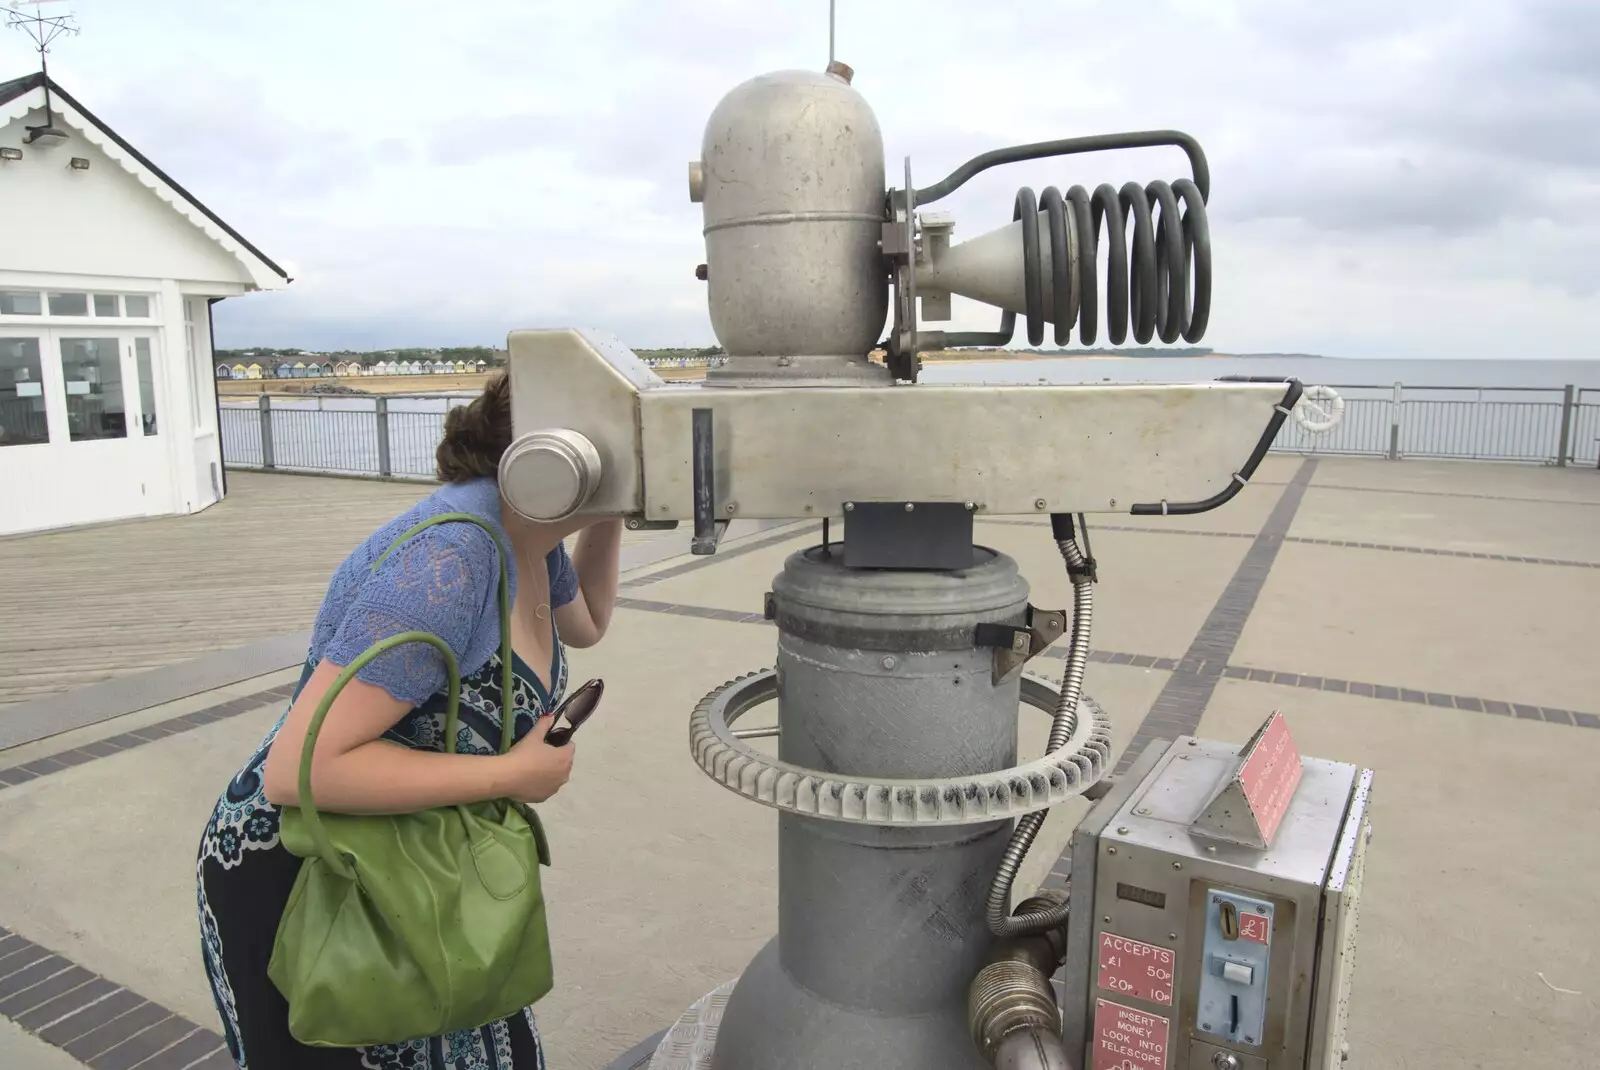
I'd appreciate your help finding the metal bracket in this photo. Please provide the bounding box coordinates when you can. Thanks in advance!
[625,516,680,532]
[690,407,727,555]
[883,157,922,383]
[841,500,973,570]
[975,605,1068,684]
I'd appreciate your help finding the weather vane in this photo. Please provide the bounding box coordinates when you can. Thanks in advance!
[6,0,78,144]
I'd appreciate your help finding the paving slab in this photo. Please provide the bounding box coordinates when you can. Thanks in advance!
[1235,541,1600,713]
[0,1013,86,1070]
[1291,483,1600,563]
[980,522,1254,662]
[1197,679,1600,1069]
[1308,454,1600,504]
[0,697,290,1030]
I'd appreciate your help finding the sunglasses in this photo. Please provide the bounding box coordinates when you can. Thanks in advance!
[544,678,603,747]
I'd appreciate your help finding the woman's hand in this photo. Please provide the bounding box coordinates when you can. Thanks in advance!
[496,716,577,803]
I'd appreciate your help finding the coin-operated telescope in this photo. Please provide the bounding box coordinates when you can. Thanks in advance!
[502,60,1374,1070]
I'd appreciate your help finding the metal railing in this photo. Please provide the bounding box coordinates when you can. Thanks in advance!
[221,382,1600,481]
[1270,384,1599,466]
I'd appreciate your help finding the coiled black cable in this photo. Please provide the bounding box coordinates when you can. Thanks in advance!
[908,131,1214,351]
[1013,178,1210,347]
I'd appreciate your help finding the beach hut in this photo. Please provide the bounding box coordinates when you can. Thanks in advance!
[274,362,294,379]
[477,360,487,372]
[231,364,247,379]
[454,360,469,373]
[292,362,308,378]
[215,363,233,379]
[246,364,263,379]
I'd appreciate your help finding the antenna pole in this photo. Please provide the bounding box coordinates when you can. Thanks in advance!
[6,1,79,133]
[828,0,835,66]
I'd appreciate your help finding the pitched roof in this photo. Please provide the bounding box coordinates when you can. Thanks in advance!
[1,71,290,286]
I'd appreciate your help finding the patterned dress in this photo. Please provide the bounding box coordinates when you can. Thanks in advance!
[196,478,575,1069]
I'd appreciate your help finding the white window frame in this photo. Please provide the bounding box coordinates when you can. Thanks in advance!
[0,286,160,326]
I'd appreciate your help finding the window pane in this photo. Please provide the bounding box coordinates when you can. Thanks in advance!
[0,337,50,446]
[48,292,90,316]
[0,291,42,315]
[124,295,152,317]
[94,294,120,317]
[58,337,128,441]
[135,337,157,435]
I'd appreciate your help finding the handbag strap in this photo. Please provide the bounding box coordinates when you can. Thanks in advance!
[294,511,516,879]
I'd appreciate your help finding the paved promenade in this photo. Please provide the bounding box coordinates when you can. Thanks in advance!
[1,457,1597,1069]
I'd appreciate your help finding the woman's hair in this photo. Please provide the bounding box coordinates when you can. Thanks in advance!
[435,370,513,482]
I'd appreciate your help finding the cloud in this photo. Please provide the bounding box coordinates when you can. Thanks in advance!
[5,0,1597,359]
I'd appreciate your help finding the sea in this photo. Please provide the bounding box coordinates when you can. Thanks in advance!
[219,356,1600,478]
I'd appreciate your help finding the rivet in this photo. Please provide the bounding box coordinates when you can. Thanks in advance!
[1187,739,1198,747]
[881,656,896,670]
[1134,808,1150,816]
[1169,932,1178,940]
[964,501,976,511]
[725,502,737,514]
[1172,861,1182,870]
[777,355,792,367]
[1116,826,1129,835]
[844,502,855,512]
[1102,916,1112,924]
[1206,845,1217,854]
[904,502,915,512]
[1034,498,1048,510]
[1107,847,1117,855]
[804,504,814,513]
[1109,499,1117,507]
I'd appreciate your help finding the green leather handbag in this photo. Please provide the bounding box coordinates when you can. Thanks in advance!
[268,511,554,1048]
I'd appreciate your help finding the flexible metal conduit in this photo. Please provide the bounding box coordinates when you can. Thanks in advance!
[985,513,1095,939]
[969,893,1077,1070]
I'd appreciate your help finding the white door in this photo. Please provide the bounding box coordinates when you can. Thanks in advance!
[6,328,175,527]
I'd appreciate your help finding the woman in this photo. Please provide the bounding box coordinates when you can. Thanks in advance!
[196,371,621,1069]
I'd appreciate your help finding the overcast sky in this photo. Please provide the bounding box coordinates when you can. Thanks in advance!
[5,0,1596,358]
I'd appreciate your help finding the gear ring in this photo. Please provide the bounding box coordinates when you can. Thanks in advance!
[688,669,1113,826]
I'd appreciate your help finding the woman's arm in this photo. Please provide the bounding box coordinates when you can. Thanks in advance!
[264,522,575,814]
[262,659,575,813]
[555,518,623,648]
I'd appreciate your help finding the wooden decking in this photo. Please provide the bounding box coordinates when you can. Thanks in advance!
[0,472,672,708]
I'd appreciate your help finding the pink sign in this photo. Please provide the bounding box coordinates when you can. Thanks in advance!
[1237,711,1303,845]
[1096,932,1175,1006]
[1238,910,1270,945]
[1093,999,1170,1070]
